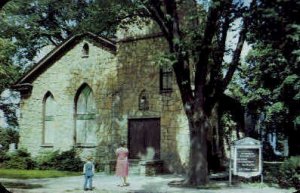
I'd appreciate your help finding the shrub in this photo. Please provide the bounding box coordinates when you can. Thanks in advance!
[36,148,83,172]
[53,148,83,172]
[263,161,282,184]
[277,156,300,190]
[0,128,19,151]
[35,150,60,170]
[0,150,9,168]
[3,149,35,170]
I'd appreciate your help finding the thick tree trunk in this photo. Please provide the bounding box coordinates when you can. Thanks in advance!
[185,115,209,185]
[0,183,11,193]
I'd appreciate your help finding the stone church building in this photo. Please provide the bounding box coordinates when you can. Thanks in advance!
[13,23,198,173]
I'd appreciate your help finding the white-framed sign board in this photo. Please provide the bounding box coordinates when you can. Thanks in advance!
[229,137,263,185]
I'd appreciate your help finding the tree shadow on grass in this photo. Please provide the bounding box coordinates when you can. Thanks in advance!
[168,179,222,190]
[2,182,43,189]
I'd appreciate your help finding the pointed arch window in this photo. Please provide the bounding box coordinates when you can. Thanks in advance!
[82,43,89,58]
[43,92,56,146]
[139,90,149,111]
[75,84,97,146]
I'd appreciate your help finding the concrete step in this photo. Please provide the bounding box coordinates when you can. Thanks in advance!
[129,159,141,175]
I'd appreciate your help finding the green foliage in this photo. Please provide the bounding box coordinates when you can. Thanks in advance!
[248,0,300,59]
[2,149,35,170]
[277,156,300,190]
[231,45,299,154]
[220,112,238,146]
[0,169,80,179]
[0,38,15,64]
[0,38,20,93]
[54,149,83,171]
[295,116,300,128]
[244,0,300,142]
[265,102,288,124]
[35,150,60,170]
[0,0,132,65]
[0,128,19,151]
[0,38,20,129]
[1,147,83,172]
[240,43,300,139]
[36,149,83,172]
[0,150,9,167]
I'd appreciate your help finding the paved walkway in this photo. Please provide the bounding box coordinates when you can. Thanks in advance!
[1,173,296,193]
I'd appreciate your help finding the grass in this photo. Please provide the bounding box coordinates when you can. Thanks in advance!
[0,169,81,179]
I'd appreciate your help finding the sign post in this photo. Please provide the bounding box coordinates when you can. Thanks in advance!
[229,137,263,185]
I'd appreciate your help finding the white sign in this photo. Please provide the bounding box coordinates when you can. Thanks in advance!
[232,137,262,178]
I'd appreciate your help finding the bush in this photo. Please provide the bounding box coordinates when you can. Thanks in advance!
[263,161,282,184]
[53,149,83,172]
[3,149,35,170]
[35,150,60,170]
[36,148,83,172]
[0,128,19,151]
[0,150,9,167]
[277,156,300,190]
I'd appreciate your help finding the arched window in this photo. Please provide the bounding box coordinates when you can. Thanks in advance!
[43,92,56,146]
[75,84,97,146]
[82,43,89,58]
[139,90,149,111]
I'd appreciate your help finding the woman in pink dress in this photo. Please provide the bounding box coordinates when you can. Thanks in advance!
[115,141,129,186]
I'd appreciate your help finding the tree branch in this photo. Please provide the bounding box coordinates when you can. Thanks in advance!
[204,19,247,114]
[206,1,232,98]
[146,0,172,42]
[221,0,258,92]
[194,0,223,89]
[146,0,194,108]
[222,25,246,90]
[213,1,232,69]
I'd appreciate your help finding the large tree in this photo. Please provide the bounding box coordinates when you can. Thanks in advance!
[239,0,300,155]
[0,38,19,93]
[126,0,253,185]
[0,0,132,67]
[0,0,13,188]
[0,38,20,128]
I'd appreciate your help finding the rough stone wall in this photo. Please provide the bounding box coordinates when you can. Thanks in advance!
[19,38,118,166]
[116,36,190,173]
[19,33,191,173]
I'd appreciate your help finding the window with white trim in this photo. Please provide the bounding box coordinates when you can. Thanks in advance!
[43,92,56,146]
[75,84,97,146]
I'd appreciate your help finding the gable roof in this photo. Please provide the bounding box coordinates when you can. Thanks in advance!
[14,32,116,85]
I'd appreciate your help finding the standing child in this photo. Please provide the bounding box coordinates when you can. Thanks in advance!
[83,156,95,191]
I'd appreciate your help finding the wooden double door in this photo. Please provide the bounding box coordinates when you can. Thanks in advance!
[128,118,160,160]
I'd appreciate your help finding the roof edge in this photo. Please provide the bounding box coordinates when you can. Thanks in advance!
[15,32,116,85]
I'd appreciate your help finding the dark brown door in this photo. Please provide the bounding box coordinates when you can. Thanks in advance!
[128,118,160,159]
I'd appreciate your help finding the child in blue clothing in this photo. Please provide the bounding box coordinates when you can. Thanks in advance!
[83,156,95,191]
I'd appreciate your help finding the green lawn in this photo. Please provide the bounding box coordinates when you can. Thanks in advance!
[0,169,81,179]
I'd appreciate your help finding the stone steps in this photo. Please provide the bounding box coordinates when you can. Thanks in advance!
[129,159,141,175]
[128,159,164,176]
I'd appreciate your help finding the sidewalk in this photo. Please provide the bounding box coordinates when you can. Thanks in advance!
[1,173,296,193]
